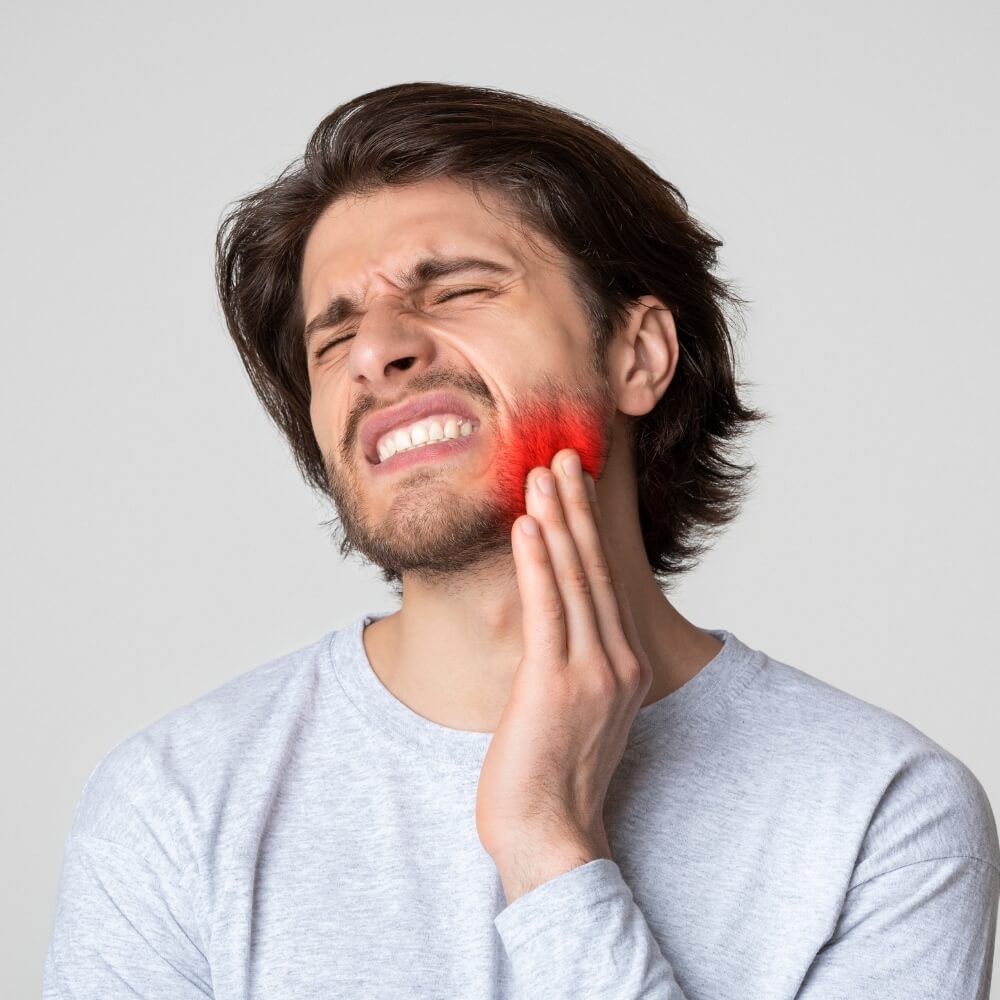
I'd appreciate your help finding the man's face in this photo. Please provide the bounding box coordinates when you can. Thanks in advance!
[301,176,616,585]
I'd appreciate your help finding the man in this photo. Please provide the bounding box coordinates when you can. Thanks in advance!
[44,82,999,998]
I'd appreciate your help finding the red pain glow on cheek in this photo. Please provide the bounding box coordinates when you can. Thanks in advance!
[488,395,608,525]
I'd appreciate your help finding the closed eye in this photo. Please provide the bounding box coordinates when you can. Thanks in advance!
[432,286,489,303]
[312,288,490,360]
[313,334,352,361]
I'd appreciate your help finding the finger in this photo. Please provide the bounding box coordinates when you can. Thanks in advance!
[525,464,605,665]
[511,513,568,668]
[550,451,636,678]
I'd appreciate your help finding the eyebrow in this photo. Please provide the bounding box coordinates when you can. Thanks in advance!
[303,254,515,346]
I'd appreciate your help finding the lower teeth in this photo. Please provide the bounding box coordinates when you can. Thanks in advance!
[400,439,451,455]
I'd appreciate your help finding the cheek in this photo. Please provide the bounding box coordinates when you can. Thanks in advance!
[489,396,607,521]
[309,395,330,451]
[309,385,346,458]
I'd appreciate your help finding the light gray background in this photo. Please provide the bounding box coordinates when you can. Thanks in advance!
[3,1,997,994]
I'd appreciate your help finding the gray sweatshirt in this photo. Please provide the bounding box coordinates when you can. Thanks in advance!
[43,610,1000,998]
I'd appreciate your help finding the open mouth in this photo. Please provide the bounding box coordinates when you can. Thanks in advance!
[370,424,482,475]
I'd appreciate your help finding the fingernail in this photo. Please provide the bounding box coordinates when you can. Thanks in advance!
[537,473,556,496]
[561,453,582,478]
[584,473,597,502]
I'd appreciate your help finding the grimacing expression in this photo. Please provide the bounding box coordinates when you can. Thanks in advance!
[299,178,615,583]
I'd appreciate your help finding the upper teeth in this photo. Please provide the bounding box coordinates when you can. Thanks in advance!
[376,414,477,463]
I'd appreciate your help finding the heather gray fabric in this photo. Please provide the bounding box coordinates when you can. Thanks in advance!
[43,610,1000,998]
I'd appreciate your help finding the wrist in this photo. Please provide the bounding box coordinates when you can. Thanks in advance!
[493,836,611,905]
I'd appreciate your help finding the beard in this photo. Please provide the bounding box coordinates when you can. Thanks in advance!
[319,360,615,594]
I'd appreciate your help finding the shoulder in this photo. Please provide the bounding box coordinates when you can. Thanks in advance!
[744,645,1000,883]
[66,627,339,870]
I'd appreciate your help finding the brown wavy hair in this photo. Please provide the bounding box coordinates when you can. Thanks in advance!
[215,81,769,592]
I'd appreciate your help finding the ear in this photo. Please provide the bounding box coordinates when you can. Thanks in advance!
[608,295,679,418]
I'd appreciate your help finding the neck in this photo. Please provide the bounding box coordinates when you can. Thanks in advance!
[362,447,723,733]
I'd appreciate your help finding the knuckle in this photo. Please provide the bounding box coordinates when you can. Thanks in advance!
[617,655,646,690]
[562,648,616,701]
[587,559,614,588]
[587,667,619,701]
[564,564,591,596]
[539,596,565,625]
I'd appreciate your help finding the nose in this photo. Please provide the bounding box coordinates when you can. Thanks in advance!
[346,295,438,391]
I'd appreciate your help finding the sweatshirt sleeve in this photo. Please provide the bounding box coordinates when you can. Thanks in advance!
[493,858,690,998]
[493,741,1000,1000]
[493,854,1000,1000]
[42,735,213,999]
[42,836,214,999]
[796,854,999,999]
[793,744,1000,999]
